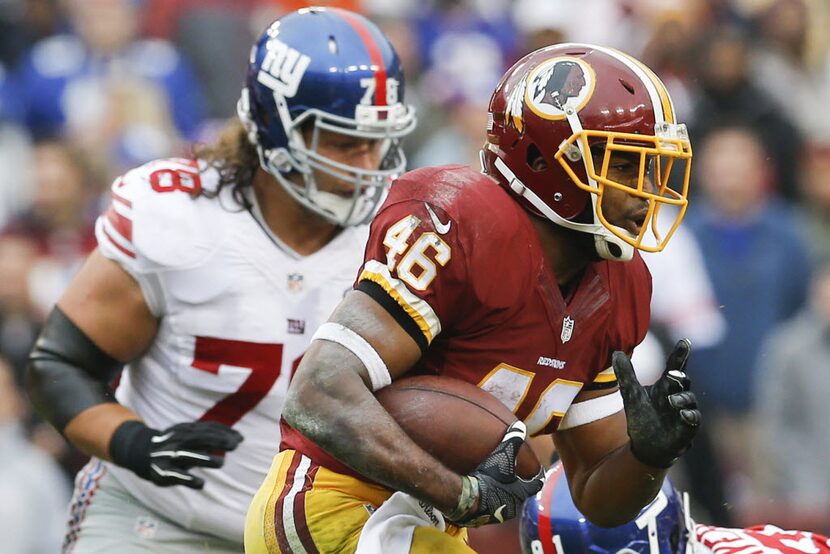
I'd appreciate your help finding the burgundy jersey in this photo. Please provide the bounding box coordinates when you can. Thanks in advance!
[281,165,651,473]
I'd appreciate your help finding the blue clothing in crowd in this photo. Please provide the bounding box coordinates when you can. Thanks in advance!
[685,200,813,413]
[9,33,205,139]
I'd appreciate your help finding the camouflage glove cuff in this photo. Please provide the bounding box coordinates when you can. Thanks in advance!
[444,475,479,522]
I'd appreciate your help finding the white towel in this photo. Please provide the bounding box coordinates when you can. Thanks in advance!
[355,492,447,553]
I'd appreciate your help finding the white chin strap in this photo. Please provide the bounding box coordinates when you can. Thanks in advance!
[489,151,634,262]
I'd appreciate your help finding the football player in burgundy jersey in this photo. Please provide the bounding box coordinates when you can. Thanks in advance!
[522,462,830,554]
[246,44,699,552]
[25,8,415,553]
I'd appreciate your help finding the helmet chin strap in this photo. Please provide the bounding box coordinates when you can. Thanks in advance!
[489,153,634,262]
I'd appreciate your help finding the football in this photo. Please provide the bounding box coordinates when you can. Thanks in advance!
[375,374,542,479]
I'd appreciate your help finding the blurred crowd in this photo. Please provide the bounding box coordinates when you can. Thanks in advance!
[1,0,829,550]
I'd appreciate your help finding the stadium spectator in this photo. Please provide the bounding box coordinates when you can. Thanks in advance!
[751,0,830,139]
[0,355,70,554]
[141,0,256,120]
[410,65,493,169]
[2,139,98,315]
[247,43,701,552]
[750,260,830,534]
[10,0,206,141]
[0,235,41,380]
[510,0,639,54]
[687,27,803,200]
[25,8,415,552]
[685,123,813,510]
[797,142,830,262]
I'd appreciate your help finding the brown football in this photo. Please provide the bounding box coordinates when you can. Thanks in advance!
[375,374,542,479]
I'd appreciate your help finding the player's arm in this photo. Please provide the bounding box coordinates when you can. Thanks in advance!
[285,198,542,524]
[283,290,469,502]
[26,250,156,458]
[26,250,241,489]
[553,340,700,527]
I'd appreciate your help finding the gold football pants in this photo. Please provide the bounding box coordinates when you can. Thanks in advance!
[244,449,472,554]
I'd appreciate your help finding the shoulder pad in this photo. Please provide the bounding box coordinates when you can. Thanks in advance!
[96,159,225,273]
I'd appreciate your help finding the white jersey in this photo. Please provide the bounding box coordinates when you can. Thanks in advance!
[692,524,830,554]
[95,158,368,542]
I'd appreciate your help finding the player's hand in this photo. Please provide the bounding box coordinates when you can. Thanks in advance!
[109,420,244,489]
[613,338,701,469]
[445,421,545,527]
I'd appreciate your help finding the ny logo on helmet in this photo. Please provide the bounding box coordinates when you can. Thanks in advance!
[257,37,311,98]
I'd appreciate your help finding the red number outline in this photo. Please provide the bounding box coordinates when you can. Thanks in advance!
[149,166,202,195]
[191,337,286,427]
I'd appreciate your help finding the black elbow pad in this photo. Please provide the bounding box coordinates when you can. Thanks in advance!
[25,307,124,433]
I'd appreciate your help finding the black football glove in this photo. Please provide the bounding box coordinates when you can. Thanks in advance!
[445,421,545,527]
[613,338,701,469]
[109,420,244,489]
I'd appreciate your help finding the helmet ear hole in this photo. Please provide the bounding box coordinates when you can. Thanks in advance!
[605,241,622,258]
[526,143,548,172]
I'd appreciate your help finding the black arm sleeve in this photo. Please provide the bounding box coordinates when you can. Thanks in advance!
[25,307,124,433]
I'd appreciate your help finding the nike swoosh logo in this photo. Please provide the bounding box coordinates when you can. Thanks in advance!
[424,203,451,235]
[151,432,174,444]
[493,504,507,523]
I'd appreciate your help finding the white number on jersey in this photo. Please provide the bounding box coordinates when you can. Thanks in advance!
[381,214,451,291]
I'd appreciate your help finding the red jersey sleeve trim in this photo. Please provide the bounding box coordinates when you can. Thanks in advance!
[101,225,136,259]
[104,206,132,243]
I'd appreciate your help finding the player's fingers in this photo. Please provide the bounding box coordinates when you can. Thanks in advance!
[665,369,691,392]
[501,420,527,444]
[182,452,226,470]
[668,391,697,411]
[679,408,701,427]
[498,421,528,464]
[612,351,645,404]
[664,338,692,374]
[150,463,206,489]
[179,425,244,452]
[519,467,546,496]
[151,449,226,469]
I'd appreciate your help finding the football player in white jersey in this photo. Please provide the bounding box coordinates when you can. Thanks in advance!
[25,7,415,553]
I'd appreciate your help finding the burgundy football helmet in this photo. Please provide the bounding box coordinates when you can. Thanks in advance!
[482,43,692,261]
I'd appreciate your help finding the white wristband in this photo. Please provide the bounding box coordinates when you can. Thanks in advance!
[311,322,392,391]
[558,391,624,431]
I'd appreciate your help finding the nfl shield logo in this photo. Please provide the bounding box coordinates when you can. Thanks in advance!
[287,273,304,293]
[561,316,574,343]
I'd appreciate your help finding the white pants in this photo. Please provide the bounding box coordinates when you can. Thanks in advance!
[64,458,242,553]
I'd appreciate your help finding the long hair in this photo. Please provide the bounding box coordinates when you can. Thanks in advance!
[192,119,260,210]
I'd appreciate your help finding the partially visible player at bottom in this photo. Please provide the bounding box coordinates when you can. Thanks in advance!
[246,43,700,553]
[522,462,830,554]
[25,7,415,553]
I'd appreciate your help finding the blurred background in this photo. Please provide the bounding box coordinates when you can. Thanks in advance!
[1,0,829,550]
